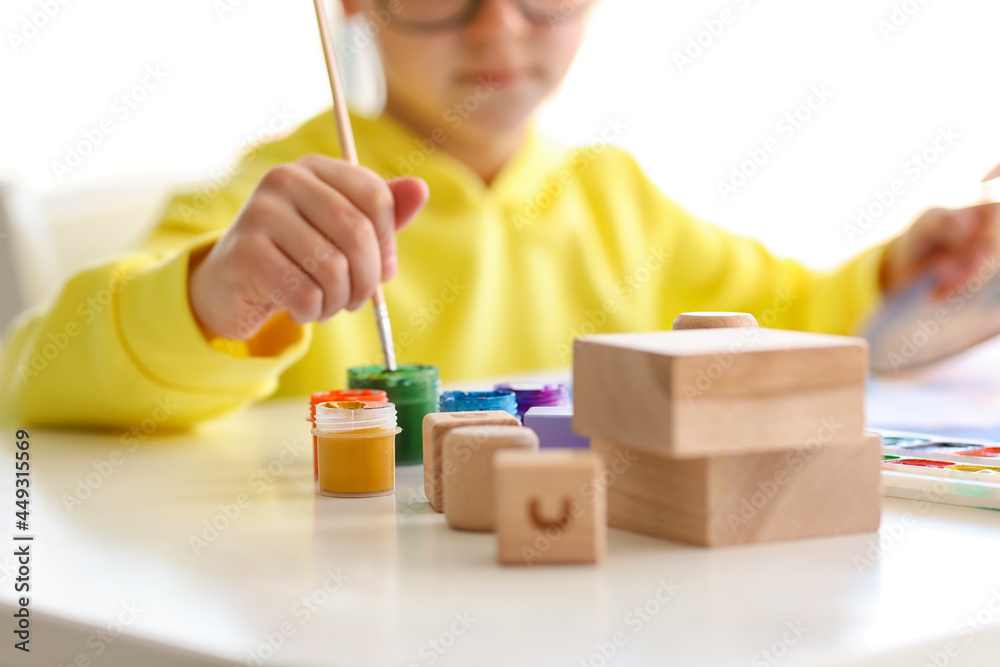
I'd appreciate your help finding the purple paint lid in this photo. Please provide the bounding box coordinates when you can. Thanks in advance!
[494,383,569,421]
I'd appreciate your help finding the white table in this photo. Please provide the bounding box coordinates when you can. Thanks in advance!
[3,397,1000,667]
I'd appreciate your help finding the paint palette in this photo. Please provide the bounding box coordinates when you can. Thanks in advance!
[875,430,1000,465]
[872,429,1000,511]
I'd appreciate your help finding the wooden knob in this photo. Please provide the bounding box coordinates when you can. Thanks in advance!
[672,312,758,331]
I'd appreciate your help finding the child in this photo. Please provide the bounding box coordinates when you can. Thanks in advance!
[1,0,996,427]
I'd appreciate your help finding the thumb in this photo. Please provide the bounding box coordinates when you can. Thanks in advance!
[388,177,429,231]
[376,177,429,282]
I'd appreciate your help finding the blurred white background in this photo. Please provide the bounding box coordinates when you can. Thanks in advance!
[2,0,999,269]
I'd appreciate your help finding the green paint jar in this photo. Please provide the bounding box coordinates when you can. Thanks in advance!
[347,364,440,465]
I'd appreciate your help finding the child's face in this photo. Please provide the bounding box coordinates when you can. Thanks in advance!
[343,0,590,135]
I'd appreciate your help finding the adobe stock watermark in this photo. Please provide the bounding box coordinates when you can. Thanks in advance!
[521,447,638,565]
[555,244,670,363]
[882,255,1000,372]
[383,75,499,180]
[231,236,339,340]
[679,288,798,401]
[331,274,472,372]
[342,0,405,59]
[175,107,296,224]
[726,417,844,534]
[843,126,959,244]
[877,0,933,40]
[7,0,74,54]
[17,268,134,386]
[578,579,682,667]
[396,484,430,525]
[54,601,144,667]
[213,0,254,20]
[716,85,834,202]
[853,482,945,573]
[238,568,351,666]
[189,439,310,556]
[61,397,181,513]
[545,0,589,27]
[672,0,756,73]
[750,620,810,666]
[512,116,629,233]
[405,611,477,667]
[51,65,169,182]
[917,589,1000,667]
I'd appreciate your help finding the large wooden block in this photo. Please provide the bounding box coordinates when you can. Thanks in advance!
[591,435,881,547]
[422,411,520,512]
[494,450,606,565]
[442,425,539,532]
[573,328,868,457]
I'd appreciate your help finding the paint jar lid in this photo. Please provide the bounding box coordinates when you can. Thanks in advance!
[494,383,569,405]
[348,364,440,401]
[311,389,388,406]
[438,390,518,416]
[308,389,389,422]
[314,401,399,433]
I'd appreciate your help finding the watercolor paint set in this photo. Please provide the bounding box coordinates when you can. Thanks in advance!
[871,429,1000,511]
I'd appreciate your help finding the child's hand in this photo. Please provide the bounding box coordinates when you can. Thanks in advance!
[880,172,1000,299]
[188,155,429,340]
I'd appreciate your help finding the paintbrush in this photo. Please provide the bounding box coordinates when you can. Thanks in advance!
[312,0,397,372]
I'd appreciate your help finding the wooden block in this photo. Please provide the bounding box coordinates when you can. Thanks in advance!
[494,450,606,565]
[442,425,539,531]
[573,328,868,457]
[422,411,520,512]
[672,311,758,330]
[591,434,881,547]
[523,406,590,449]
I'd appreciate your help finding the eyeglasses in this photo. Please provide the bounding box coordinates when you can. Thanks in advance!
[376,0,591,33]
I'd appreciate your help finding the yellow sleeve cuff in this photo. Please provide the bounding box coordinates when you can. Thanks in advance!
[117,234,311,394]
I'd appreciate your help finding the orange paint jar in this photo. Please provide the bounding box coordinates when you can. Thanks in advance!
[312,401,400,498]
[308,389,388,479]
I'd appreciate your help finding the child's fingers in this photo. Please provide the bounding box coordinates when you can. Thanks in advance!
[257,238,325,326]
[389,177,430,230]
[297,155,396,278]
[264,211,352,321]
[275,167,382,312]
[379,177,430,280]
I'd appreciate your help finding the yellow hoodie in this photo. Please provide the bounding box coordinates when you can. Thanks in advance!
[0,110,885,428]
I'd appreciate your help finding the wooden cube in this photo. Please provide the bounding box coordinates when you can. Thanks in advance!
[442,425,539,532]
[590,435,881,547]
[494,450,606,565]
[573,328,867,458]
[422,411,520,512]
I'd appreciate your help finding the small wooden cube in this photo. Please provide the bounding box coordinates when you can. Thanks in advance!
[494,450,606,565]
[591,434,881,547]
[574,328,868,458]
[442,425,539,531]
[422,411,520,512]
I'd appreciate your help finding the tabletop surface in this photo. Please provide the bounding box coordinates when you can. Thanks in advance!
[3,392,1000,667]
